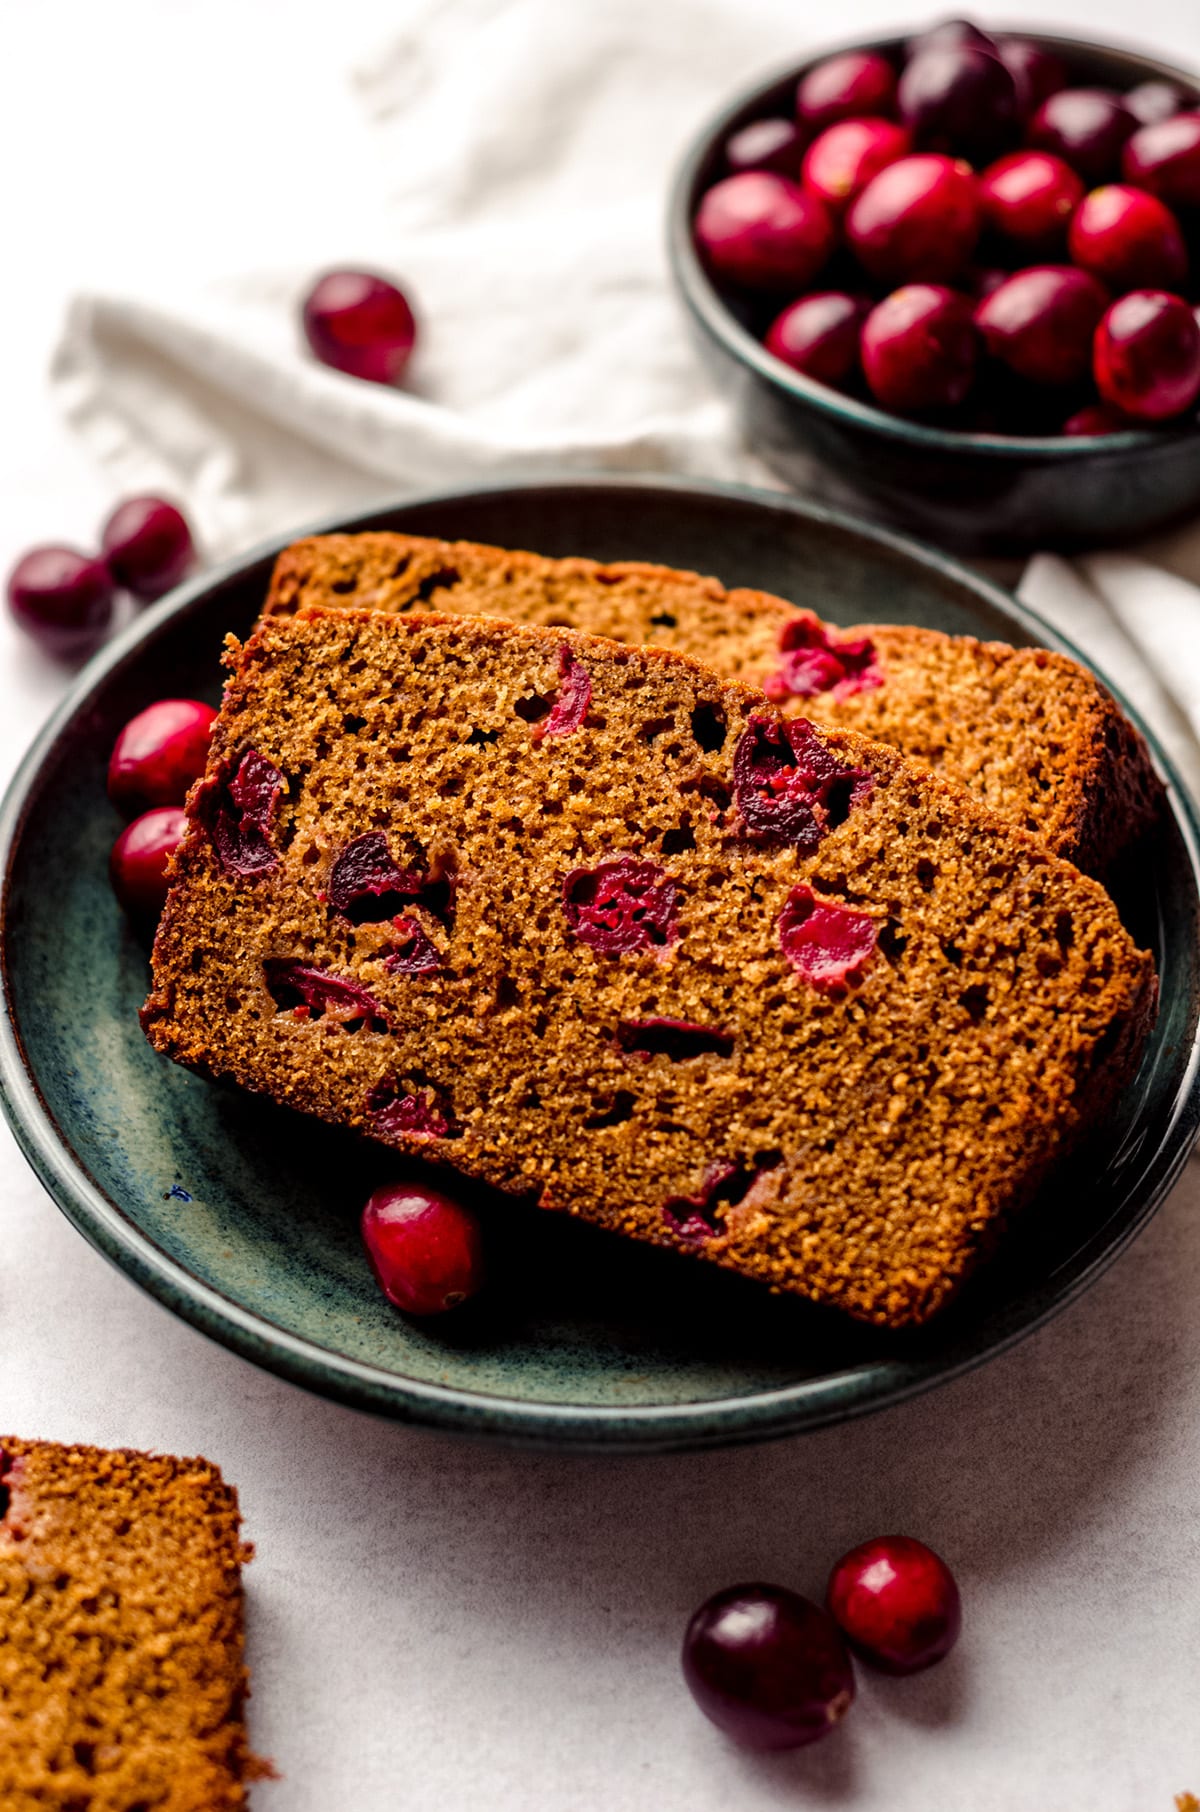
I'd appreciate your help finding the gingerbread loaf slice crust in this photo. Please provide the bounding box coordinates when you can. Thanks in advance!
[142,609,1156,1330]
[0,1438,264,1811]
[262,531,1162,877]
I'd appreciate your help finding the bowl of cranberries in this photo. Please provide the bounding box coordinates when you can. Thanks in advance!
[669,21,1200,551]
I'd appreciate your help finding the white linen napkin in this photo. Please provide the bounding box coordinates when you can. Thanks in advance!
[48,0,1200,806]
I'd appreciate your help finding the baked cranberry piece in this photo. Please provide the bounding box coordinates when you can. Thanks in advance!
[110,806,186,919]
[1026,89,1136,185]
[763,293,869,388]
[795,51,897,132]
[846,155,981,284]
[663,1158,774,1240]
[1062,400,1131,434]
[724,117,804,178]
[994,38,1066,119]
[1122,113,1200,211]
[368,1081,452,1141]
[301,269,417,385]
[207,749,283,877]
[1068,185,1188,293]
[801,119,911,214]
[328,832,428,921]
[694,173,834,292]
[682,1584,855,1751]
[861,285,978,413]
[384,915,441,976]
[1124,82,1189,128]
[616,1018,734,1061]
[975,266,1109,387]
[778,886,878,991]
[762,614,881,701]
[979,151,1083,252]
[263,959,387,1027]
[532,645,591,741]
[827,1535,961,1675]
[107,698,216,817]
[101,497,195,602]
[6,546,114,660]
[898,42,1020,162]
[733,716,872,851]
[562,857,679,954]
[1094,289,1200,420]
[361,1181,484,1316]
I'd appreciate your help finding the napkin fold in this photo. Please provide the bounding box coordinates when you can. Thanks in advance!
[48,0,1200,808]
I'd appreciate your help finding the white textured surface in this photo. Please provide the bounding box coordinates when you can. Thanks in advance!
[2,2,1200,1807]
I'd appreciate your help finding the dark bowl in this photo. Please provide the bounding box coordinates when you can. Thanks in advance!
[668,29,1200,554]
[3,477,1200,1450]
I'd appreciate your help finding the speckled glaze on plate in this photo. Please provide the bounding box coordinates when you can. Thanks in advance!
[2,477,1199,1451]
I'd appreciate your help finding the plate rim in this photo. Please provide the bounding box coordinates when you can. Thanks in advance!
[3,472,1199,1452]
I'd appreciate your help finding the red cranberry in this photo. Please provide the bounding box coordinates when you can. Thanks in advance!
[801,119,911,214]
[100,497,195,602]
[1122,113,1200,212]
[1068,185,1188,293]
[907,20,996,55]
[979,151,1083,252]
[898,44,1020,162]
[1062,400,1131,434]
[763,292,868,386]
[360,1182,484,1316]
[725,117,804,178]
[796,52,897,132]
[6,546,114,661]
[694,173,834,292]
[827,1536,961,1675]
[846,155,980,284]
[110,806,187,919]
[995,38,1067,119]
[107,698,216,818]
[301,269,417,386]
[682,1584,855,1751]
[1094,289,1200,420]
[1124,81,1189,128]
[975,266,1109,387]
[861,285,978,412]
[1026,89,1136,185]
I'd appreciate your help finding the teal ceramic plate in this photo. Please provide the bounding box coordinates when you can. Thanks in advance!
[3,478,1199,1451]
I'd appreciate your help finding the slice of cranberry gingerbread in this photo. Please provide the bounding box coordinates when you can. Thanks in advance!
[262,531,1162,876]
[142,609,1157,1331]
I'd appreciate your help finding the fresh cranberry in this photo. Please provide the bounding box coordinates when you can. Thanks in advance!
[203,749,284,878]
[975,266,1110,386]
[906,20,996,55]
[361,1182,484,1317]
[694,174,834,292]
[682,1584,855,1751]
[1026,89,1136,185]
[100,497,195,602]
[1094,289,1200,420]
[979,151,1083,252]
[994,38,1066,118]
[110,806,186,919]
[301,269,417,385]
[801,119,911,214]
[846,155,981,284]
[763,292,868,387]
[724,117,804,178]
[562,857,679,955]
[795,52,897,132]
[898,43,1020,162]
[6,546,114,660]
[827,1536,961,1675]
[778,886,878,991]
[861,284,978,412]
[1122,113,1200,212]
[1062,401,1131,434]
[1068,185,1188,293]
[733,717,872,849]
[107,698,216,818]
[1124,82,1189,128]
